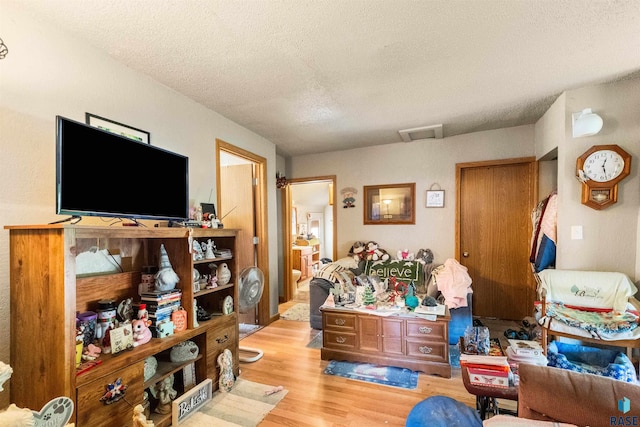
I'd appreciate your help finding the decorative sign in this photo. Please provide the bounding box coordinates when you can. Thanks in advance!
[32,397,74,427]
[172,378,213,425]
[426,190,445,208]
[110,323,134,354]
[363,260,423,284]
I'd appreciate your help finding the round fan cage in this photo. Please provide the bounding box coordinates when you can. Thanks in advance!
[238,267,265,363]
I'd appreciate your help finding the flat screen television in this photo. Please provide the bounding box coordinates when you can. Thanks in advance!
[56,116,189,222]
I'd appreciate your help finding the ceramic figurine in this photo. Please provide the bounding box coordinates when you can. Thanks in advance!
[155,244,180,291]
[205,239,216,259]
[216,262,231,287]
[0,362,12,392]
[132,404,154,427]
[152,375,177,415]
[192,240,204,261]
[193,299,199,327]
[132,318,152,347]
[217,349,235,392]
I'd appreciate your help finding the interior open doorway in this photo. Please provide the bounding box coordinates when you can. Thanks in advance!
[281,176,337,305]
[216,139,270,328]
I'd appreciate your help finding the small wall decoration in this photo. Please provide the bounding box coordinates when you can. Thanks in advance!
[426,184,445,208]
[86,113,150,144]
[340,187,357,208]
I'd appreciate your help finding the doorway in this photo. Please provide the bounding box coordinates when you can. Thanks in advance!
[282,176,337,304]
[216,139,271,326]
[456,157,537,321]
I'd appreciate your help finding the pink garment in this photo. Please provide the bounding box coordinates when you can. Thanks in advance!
[433,258,472,308]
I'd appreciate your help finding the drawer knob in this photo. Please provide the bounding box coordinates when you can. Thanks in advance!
[335,336,346,344]
[419,346,433,354]
[216,334,229,344]
[335,318,346,326]
[418,326,433,334]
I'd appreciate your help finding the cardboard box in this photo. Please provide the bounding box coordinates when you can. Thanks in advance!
[467,367,510,388]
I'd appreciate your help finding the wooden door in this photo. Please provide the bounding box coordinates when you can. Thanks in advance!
[456,157,537,320]
[220,162,256,325]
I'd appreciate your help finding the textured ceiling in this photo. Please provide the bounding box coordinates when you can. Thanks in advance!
[10,0,640,156]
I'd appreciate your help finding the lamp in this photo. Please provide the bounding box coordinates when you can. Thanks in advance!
[383,199,392,219]
[572,108,603,138]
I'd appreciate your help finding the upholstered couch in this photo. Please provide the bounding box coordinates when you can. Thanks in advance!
[407,363,640,427]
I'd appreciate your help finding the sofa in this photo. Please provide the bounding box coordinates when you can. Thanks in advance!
[407,363,640,427]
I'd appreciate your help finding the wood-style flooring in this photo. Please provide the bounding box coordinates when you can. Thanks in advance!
[236,280,484,426]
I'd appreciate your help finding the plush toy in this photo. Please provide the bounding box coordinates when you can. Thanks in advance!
[397,249,415,260]
[348,241,367,263]
[132,318,153,347]
[365,241,390,261]
[415,248,434,265]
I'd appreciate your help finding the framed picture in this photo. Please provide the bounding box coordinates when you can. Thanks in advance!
[363,183,415,225]
[85,113,150,144]
[426,190,445,208]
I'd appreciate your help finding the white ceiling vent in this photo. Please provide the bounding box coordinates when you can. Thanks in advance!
[398,124,444,142]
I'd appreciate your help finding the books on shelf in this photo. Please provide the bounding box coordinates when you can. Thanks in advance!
[508,339,543,357]
[141,289,182,302]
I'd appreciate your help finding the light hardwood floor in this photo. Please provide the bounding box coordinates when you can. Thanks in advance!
[236,284,479,426]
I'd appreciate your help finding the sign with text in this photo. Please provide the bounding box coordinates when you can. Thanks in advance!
[363,260,424,285]
[172,378,212,424]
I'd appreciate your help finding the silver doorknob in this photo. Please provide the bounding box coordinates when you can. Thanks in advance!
[463,252,469,257]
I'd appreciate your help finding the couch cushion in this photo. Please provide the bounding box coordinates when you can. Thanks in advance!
[518,364,640,426]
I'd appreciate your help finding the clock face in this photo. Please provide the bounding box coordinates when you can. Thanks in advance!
[582,149,625,182]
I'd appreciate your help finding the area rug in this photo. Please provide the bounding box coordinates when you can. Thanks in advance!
[306,331,323,348]
[180,378,288,427]
[323,360,419,389]
[239,323,262,340]
[280,302,309,321]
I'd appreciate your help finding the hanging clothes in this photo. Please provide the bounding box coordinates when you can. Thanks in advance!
[530,191,557,272]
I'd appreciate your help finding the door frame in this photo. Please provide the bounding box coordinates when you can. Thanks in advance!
[216,139,271,326]
[281,175,337,303]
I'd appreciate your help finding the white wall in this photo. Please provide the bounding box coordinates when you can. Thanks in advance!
[290,125,535,261]
[0,4,279,408]
[556,78,640,275]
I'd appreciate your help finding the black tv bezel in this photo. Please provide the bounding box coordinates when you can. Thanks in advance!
[55,115,189,222]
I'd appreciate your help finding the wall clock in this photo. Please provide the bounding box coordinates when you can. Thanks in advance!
[576,144,631,210]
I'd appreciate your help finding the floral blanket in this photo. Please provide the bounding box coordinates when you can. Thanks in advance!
[545,302,639,334]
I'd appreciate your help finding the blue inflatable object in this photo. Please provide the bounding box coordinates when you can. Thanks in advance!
[406,396,483,427]
[448,293,473,345]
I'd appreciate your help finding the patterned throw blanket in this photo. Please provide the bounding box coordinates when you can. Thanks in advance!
[545,302,640,334]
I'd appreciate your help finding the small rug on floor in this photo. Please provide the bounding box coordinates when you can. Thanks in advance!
[179,378,288,427]
[239,323,262,340]
[323,360,419,389]
[280,303,309,321]
[306,331,323,348]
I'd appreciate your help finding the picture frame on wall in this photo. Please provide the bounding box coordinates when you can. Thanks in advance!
[426,190,445,208]
[85,113,150,144]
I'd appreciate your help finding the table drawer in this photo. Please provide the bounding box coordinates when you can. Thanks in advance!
[323,330,357,350]
[323,312,356,331]
[406,339,448,362]
[406,320,446,341]
[76,360,144,427]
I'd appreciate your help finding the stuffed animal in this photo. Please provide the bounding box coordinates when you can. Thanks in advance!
[132,318,153,347]
[415,248,434,265]
[397,249,415,260]
[365,241,390,261]
[348,241,367,263]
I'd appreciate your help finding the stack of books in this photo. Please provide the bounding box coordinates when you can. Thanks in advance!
[506,339,547,366]
[461,348,512,388]
[140,289,182,337]
[214,248,232,258]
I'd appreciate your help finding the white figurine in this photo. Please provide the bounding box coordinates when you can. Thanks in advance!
[132,404,154,427]
[216,262,231,287]
[155,244,180,291]
[217,349,235,392]
[192,240,204,261]
[205,239,216,259]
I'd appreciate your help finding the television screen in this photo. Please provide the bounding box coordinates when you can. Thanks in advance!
[56,116,189,222]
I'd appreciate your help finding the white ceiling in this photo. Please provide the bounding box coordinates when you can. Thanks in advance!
[10,0,640,157]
